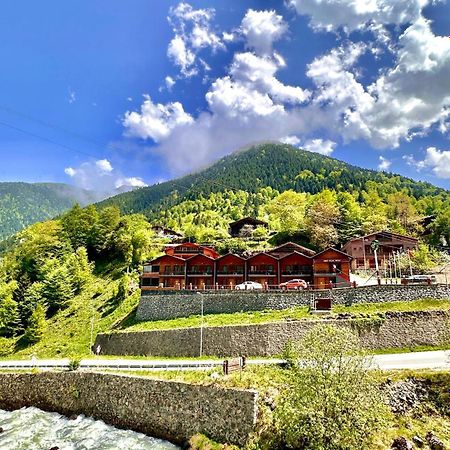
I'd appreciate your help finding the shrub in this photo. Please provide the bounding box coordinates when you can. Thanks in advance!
[275,324,388,449]
[0,337,14,356]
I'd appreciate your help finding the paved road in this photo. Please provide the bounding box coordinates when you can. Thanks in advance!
[0,351,448,371]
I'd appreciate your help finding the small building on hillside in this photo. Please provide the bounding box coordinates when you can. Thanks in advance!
[165,242,219,260]
[229,217,268,238]
[342,231,418,270]
[279,251,313,284]
[313,248,352,289]
[140,254,186,289]
[151,225,183,240]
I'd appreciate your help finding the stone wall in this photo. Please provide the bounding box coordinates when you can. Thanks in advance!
[97,310,449,358]
[137,285,449,321]
[0,371,258,446]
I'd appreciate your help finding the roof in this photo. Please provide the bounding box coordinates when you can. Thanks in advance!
[313,247,353,260]
[269,241,315,257]
[216,253,246,261]
[143,254,186,264]
[151,225,182,236]
[343,230,418,247]
[229,217,268,227]
[279,250,313,260]
[185,253,216,262]
[246,251,279,261]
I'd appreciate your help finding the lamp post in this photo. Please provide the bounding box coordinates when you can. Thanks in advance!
[197,292,204,357]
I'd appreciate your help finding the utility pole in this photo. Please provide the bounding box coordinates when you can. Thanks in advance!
[371,239,381,285]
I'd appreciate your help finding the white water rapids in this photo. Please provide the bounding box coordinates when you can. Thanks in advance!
[0,407,179,450]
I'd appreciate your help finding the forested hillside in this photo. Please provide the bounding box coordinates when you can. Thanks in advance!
[0,182,96,241]
[99,143,446,218]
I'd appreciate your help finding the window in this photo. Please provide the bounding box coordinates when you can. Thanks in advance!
[141,278,159,287]
[143,265,159,273]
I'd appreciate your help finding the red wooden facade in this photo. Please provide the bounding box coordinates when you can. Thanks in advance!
[215,254,245,288]
[141,243,352,290]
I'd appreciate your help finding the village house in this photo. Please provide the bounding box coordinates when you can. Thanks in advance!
[342,231,418,270]
[141,242,352,290]
[229,217,268,238]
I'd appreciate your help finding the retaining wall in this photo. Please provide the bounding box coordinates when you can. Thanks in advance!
[97,310,449,358]
[0,371,258,446]
[137,285,449,321]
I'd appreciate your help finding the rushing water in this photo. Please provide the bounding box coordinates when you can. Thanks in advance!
[0,407,179,450]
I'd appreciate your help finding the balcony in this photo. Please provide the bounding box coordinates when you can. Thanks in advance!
[248,271,277,276]
[160,272,185,277]
[187,271,213,276]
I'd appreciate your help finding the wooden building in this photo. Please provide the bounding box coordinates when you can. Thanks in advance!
[229,217,268,237]
[312,248,352,289]
[215,253,245,288]
[141,242,352,290]
[342,231,418,270]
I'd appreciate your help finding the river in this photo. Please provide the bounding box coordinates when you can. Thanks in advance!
[0,407,179,450]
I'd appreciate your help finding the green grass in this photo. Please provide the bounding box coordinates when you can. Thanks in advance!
[0,275,141,359]
[119,298,450,333]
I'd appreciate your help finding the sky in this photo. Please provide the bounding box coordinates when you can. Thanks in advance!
[0,0,449,191]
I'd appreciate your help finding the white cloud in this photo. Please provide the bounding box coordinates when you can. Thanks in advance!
[167,2,224,77]
[95,159,113,173]
[240,9,287,55]
[378,156,391,171]
[115,177,147,189]
[123,95,193,142]
[165,76,176,90]
[68,88,76,104]
[64,159,147,194]
[303,138,336,155]
[404,147,450,178]
[64,167,76,177]
[289,0,429,32]
[280,135,301,146]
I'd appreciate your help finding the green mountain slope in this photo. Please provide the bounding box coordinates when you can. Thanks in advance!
[0,182,95,240]
[99,143,446,217]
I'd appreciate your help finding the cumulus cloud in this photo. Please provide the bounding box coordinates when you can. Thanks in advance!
[404,147,450,178]
[123,95,193,142]
[167,2,224,77]
[165,76,175,90]
[64,159,147,195]
[240,9,288,55]
[280,135,301,146]
[303,138,336,155]
[289,0,429,32]
[378,156,391,171]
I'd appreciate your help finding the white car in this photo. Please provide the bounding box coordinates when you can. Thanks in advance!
[235,281,263,290]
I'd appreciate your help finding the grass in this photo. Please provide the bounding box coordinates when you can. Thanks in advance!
[0,275,141,359]
[119,298,450,333]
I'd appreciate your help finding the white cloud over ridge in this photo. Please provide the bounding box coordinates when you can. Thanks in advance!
[303,138,336,156]
[65,159,147,194]
[404,147,450,178]
[378,156,391,171]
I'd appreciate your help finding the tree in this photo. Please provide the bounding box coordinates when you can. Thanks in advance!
[66,247,93,294]
[61,204,99,251]
[266,190,307,232]
[0,281,20,336]
[23,302,47,344]
[306,190,340,249]
[276,325,387,449]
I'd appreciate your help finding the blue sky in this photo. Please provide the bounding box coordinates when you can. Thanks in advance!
[0,0,449,191]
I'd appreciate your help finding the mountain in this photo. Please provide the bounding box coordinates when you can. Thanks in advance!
[0,182,96,241]
[98,143,446,217]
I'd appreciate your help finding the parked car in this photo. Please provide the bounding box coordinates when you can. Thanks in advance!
[235,281,263,290]
[279,279,308,290]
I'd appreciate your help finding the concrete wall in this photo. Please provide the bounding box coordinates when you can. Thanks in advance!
[137,285,450,321]
[0,371,258,446]
[97,310,449,358]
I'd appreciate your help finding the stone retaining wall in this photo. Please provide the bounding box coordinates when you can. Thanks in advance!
[0,371,258,446]
[97,310,449,358]
[137,285,449,321]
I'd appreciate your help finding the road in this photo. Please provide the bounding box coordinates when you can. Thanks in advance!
[0,350,448,371]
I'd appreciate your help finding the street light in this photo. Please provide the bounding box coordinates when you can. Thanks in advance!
[196,292,204,357]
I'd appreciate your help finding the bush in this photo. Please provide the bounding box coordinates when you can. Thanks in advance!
[0,337,14,356]
[23,303,47,344]
[68,358,81,371]
[275,324,388,449]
